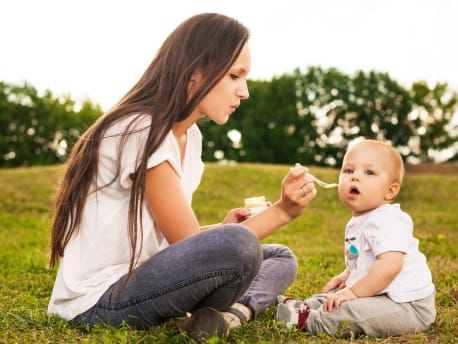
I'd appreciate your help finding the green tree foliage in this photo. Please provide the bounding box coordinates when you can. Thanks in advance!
[1,67,457,167]
[409,81,458,162]
[200,67,458,166]
[0,82,102,167]
[201,75,318,165]
[295,67,417,165]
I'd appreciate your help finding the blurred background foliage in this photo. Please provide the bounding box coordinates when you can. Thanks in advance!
[1,65,457,167]
[0,81,103,167]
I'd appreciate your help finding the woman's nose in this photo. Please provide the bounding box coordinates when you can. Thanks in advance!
[237,80,249,99]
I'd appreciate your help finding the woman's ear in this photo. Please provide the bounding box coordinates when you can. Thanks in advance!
[384,182,401,201]
[188,71,203,95]
[191,71,203,86]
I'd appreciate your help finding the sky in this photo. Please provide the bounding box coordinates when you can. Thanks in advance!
[1,0,457,111]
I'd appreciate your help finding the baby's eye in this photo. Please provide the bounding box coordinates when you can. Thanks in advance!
[365,170,375,176]
[343,168,353,174]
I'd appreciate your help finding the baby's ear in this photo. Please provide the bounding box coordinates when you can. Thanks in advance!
[384,182,401,201]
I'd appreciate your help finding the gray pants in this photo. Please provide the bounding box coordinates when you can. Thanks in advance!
[305,291,436,337]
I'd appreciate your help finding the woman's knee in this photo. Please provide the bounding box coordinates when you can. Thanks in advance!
[217,224,263,276]
[264,244,298,275]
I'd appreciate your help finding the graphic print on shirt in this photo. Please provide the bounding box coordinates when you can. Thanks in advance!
[345,236,359,270]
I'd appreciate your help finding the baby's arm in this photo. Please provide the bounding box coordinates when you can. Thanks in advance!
[349,251,404,297]
[322,269,350,293]
[323,251,404,312]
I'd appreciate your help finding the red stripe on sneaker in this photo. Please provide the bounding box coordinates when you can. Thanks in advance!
[281,297,294,304]
[297,307,310,331]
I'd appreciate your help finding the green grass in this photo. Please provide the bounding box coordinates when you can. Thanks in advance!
[1,163,457,343]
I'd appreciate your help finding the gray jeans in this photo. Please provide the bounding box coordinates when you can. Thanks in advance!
[305,291,436,337]
[72,224,298,329]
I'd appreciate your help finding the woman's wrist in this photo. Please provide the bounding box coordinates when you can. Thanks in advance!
[269,201,295,225]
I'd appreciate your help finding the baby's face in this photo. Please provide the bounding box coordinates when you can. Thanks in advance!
[338,142,396,216]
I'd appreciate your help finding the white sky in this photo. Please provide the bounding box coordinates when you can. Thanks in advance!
[1,0,457,111]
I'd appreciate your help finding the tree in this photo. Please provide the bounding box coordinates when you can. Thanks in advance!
[201,67,458,166]
[409,82,458,162]
[294,67,420,166]
[3,68,457,168]
[0,82,102,167]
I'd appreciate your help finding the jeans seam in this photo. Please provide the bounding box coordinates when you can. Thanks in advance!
[96,269,241,310]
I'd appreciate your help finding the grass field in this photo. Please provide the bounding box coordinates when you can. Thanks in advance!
[0,163,457,343]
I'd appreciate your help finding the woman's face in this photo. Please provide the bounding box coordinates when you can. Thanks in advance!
[194,43,251,124]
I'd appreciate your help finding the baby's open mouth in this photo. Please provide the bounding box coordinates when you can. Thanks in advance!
[350,186,360,195]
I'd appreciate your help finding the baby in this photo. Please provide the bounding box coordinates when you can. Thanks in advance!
[275,139,436,337]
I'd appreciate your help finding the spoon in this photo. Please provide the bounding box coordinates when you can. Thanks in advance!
[307,173,338,189]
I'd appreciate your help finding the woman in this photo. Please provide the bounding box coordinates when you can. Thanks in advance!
[48,12,317,341]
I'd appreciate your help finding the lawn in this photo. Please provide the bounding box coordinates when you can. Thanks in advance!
[0,163,457,343]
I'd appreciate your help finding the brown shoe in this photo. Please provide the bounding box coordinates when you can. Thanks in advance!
[170,307,238,342]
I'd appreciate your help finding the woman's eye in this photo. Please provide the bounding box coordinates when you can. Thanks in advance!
[230,74,239,80]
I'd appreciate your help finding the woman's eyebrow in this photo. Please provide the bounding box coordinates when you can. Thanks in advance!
[230,67,248,74]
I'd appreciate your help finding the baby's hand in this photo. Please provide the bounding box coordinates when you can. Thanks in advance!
[322,279,342,293]
[322,287,358,312]
[322,270,350,293]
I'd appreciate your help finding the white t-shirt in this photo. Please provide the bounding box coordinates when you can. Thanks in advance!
[344,203,435,303]
[48,114,205,321]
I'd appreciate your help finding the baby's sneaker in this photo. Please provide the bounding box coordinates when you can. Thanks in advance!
[275,302,310,331]
[276,295,307,309]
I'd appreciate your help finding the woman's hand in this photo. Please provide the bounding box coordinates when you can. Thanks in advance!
[239,163,317,240]
[223,208,251,224]
[322,287,358,312]
[278,163,317,220]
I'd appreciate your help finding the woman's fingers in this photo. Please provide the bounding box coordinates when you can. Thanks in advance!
[285,164,314,192]
[277,163,317,219]
[286,163,308,183]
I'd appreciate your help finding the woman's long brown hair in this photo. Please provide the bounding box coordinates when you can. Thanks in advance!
[49,13,250,284]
